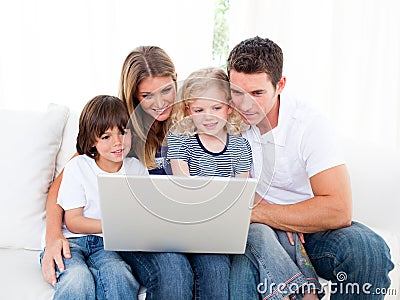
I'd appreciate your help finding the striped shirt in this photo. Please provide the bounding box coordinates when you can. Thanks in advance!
[167,133,252,177]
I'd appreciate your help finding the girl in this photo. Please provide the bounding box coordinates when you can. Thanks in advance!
[168,67,251,178]
[167,67,253,299]
[51,95,148,299]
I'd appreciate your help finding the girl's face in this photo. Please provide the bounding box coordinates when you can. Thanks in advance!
[187,87,232,137]
[137,76,176,122]
[94,126,131,172]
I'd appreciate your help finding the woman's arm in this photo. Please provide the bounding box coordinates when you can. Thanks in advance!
[41,152,78,285]
[41,171,71,285]
[65,207,102,234]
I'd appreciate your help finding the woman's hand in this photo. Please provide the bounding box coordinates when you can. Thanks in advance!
[41,235,71,285]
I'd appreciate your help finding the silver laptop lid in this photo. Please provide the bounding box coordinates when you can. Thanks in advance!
[98,175,256,253]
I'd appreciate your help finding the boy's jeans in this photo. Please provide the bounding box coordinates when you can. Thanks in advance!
[41,235,139,300]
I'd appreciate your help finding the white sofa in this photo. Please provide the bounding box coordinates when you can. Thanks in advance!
[0,104,399,299]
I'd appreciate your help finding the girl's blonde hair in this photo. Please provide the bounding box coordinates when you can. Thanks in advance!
[118,46,177,169]
[169,67,245,136]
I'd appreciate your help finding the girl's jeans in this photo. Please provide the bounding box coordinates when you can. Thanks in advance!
[119,251,231,300]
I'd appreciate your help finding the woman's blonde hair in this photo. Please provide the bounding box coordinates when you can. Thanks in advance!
[169,67,245,136]
[118,46,176,169]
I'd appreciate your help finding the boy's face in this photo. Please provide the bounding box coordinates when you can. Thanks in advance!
[229,70,284,129]
[94,126,131,170]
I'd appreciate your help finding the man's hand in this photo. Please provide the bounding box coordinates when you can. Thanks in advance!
[250,195,269,223]
[41,236,71,285]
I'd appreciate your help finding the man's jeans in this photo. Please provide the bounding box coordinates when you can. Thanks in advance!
[40,235,139,300]
[230,222,394,300]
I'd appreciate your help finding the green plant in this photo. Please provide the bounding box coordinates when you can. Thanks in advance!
[212,0,230,68]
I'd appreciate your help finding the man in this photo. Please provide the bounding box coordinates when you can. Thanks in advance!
[227,36,393,300]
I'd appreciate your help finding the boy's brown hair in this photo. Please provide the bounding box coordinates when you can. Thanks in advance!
[77,95,129,159]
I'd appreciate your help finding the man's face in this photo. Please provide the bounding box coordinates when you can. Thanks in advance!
[229,70,283,128]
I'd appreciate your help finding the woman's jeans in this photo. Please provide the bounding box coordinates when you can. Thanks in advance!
[119,251,230,300]
[230,221,394,300]
[40,235,139,300]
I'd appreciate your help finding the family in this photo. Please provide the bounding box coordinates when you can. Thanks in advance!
[40,36,394,300]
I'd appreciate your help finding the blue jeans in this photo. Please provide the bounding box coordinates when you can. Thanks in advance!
[119,251,194,300]
[187,254,231,299]
[304,222,394,299]
[230,222,394,300]
[40,235,139,300]
[230,223,322,300]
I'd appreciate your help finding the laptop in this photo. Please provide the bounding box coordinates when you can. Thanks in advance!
[98,174,257,254]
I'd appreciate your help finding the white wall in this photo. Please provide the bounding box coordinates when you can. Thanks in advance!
[229,0,400,151]
[0,0,215,112]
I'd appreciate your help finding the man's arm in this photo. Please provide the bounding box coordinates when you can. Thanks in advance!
[41,171,71,285]
[251,164,352,233]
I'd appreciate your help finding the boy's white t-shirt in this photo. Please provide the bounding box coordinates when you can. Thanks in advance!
[57,155,148,239]
[243,94,345,205]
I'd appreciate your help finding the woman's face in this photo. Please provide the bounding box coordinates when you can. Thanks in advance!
[136,76,175,122]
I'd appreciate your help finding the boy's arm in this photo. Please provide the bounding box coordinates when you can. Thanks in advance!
[64,207,102,234]
[41,171,71,285]
[251,164,352,233]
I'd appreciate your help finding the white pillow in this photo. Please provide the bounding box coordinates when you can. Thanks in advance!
[0,104,69,250]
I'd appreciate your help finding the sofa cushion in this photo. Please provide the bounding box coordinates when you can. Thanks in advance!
[0,249,54,300]
[0,104,69,250]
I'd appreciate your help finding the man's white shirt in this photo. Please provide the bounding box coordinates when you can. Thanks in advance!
[243,94,345,205]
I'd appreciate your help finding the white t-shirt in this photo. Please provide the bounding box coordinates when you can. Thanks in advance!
[243,94,345,205]
[57,155,148,239]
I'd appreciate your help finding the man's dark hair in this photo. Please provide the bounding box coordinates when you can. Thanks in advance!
[227,36,283,87]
